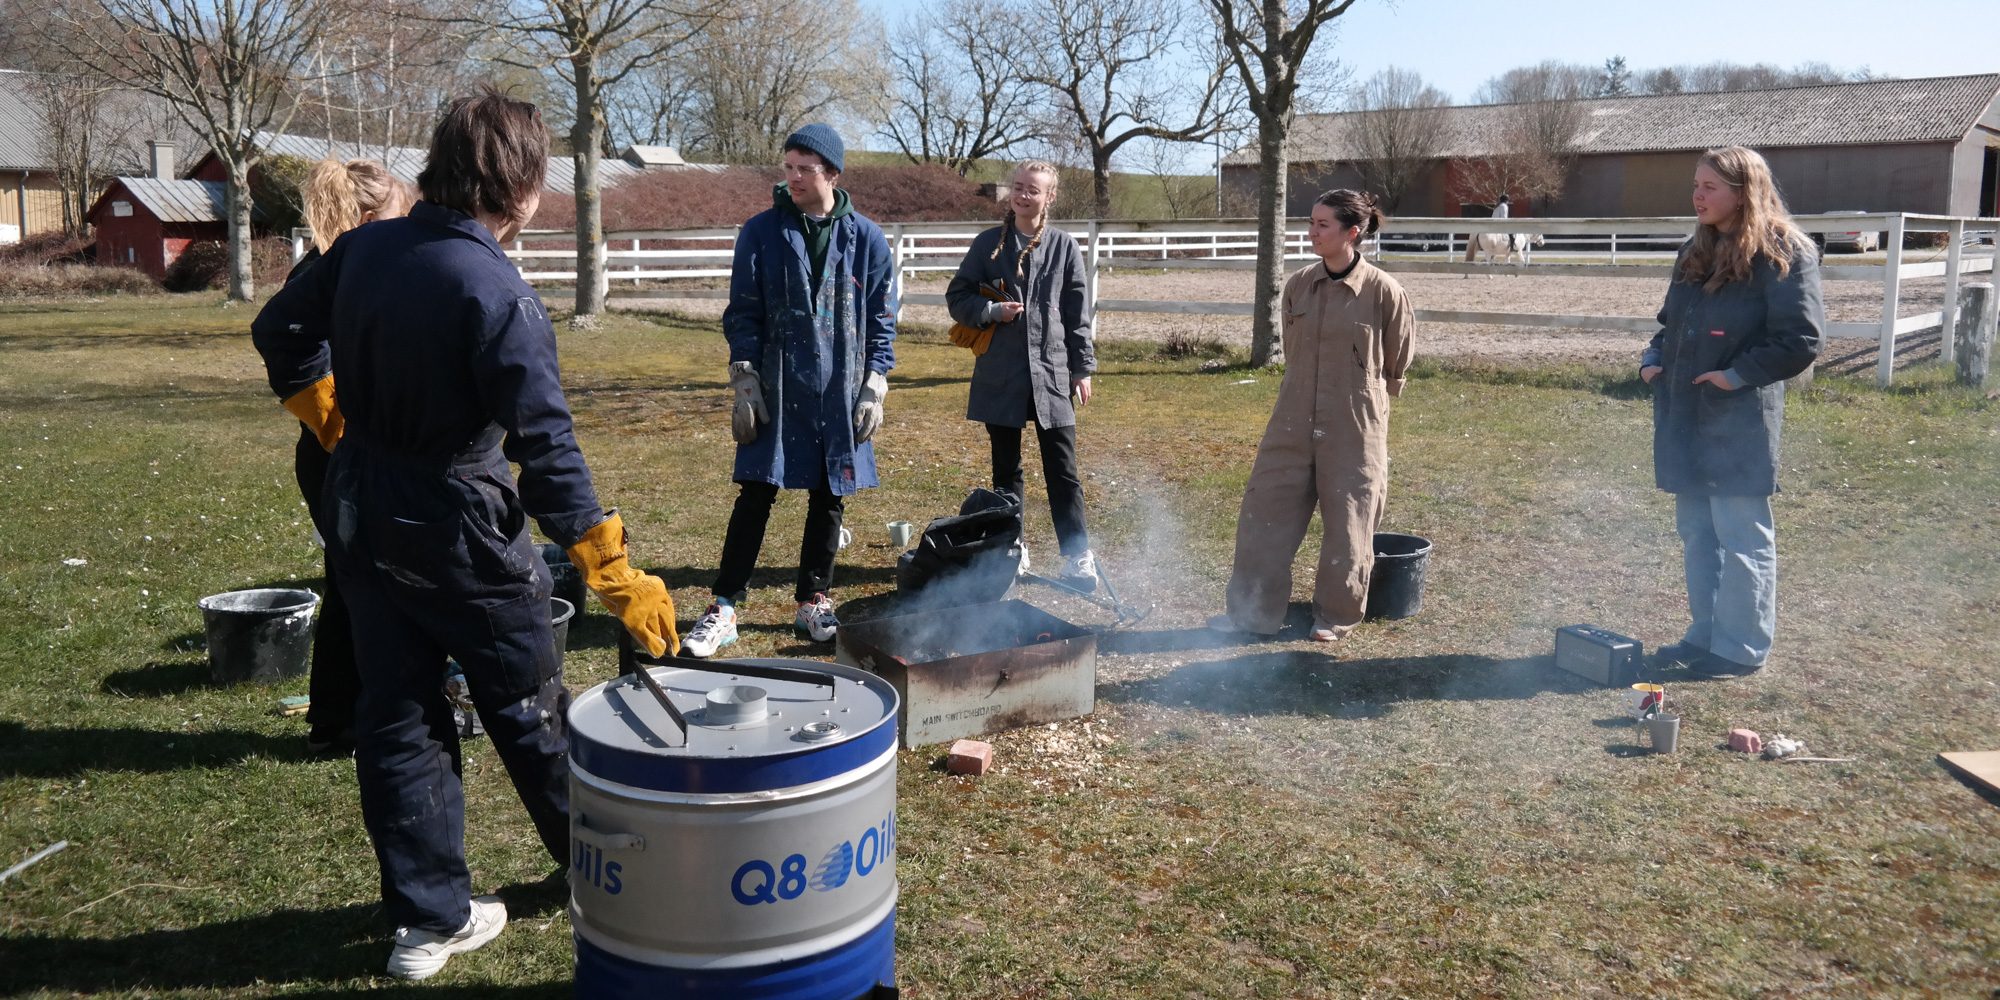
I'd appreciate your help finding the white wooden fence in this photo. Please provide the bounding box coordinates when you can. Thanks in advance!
[419,212,1998,387]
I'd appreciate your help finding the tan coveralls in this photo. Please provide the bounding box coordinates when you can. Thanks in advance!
[1225,257,1416,637]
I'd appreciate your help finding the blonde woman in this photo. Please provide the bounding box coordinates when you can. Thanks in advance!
[1212,189,1415,642]
[1641,145,1822,678]
[944,161,1099,588]
[287,157,412,754]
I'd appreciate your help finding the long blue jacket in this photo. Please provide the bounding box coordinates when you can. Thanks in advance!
[1642,237,1822,497]
[722,188,897,495]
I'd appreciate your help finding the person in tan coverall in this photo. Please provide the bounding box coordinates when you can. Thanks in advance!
[1212,189,1416,642]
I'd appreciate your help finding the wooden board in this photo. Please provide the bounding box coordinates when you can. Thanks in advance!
[1938,751,2000,795]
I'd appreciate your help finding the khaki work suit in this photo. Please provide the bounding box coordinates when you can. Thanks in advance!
[1226,256,1416,637]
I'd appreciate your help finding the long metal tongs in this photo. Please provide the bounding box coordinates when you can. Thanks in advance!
[1021,556,1152,627]
[617,634,840,746]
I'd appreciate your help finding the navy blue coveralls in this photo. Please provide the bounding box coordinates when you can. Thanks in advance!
[252,200,606,933]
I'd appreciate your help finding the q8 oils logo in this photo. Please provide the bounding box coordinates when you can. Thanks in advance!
[731,811,896,906]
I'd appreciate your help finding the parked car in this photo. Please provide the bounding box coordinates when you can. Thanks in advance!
[1818,212,1881,253]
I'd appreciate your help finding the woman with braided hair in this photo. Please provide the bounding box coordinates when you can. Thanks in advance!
[946,160,1100,589]
[286,157,413,754]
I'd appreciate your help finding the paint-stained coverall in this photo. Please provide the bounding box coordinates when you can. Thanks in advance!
[1225,257,1416,637]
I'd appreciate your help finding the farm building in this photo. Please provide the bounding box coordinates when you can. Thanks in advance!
[181,131,724,198]
[0,69,197,242]
[1225,73,2000,219]
[85,142,228,280]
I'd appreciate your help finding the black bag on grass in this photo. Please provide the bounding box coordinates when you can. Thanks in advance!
[894,488,1024,608]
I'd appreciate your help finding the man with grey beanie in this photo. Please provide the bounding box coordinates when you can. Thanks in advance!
[681,123,899,656]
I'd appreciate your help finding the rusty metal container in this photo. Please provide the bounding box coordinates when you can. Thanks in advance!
[834,599,1095,748]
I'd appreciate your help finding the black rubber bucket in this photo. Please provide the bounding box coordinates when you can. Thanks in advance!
[197,588,320,685]
[1365,533,1432,620]
[551,596,576,658]
[540,543,587,614]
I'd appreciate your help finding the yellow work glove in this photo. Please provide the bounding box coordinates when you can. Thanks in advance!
[566,513,680,657]
[281,374,344,452]
[947,280,1009,356]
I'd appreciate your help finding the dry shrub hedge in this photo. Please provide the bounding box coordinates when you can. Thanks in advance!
[0,262,157,298]
[527,164,999,232]
[163,238,296,293]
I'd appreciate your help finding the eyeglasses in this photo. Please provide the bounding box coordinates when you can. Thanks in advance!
[782,161,827,177]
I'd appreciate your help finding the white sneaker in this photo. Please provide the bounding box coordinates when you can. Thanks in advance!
[387,895,506,981]
[1059,550,1099,593]
[682,602,738,658]
[795,593,838,642]
[1016,543,1032,577]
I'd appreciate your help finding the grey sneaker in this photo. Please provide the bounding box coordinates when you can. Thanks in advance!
[795,593,838,642]
[1059,550,1099,593]
[682,602,739,658]
[387,895,506,980]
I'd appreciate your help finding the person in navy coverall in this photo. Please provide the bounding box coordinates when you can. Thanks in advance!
[252,89,678,981]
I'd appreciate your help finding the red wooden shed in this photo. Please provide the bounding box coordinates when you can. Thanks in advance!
[86,176,227,280]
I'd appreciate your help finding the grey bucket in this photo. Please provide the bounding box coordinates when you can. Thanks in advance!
[540,543,588,615]
[1365,533,1433,620]
[551,596,576,659]
[197,588,320,685]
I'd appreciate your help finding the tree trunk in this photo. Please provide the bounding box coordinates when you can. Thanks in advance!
[226,159,255,302]
[1248,117,1288,368]
[571,62,608,319]
[1092,146,1114,218]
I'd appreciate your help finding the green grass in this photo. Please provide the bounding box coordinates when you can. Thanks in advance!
[3,295,1999,996]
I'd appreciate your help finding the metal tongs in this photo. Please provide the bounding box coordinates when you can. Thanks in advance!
[1021,554,1152,628]
[616,634,838,746]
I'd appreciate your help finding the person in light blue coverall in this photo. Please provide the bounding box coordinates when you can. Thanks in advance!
[252,89,676,980]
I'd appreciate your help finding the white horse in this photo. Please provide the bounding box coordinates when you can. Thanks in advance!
[1471,231,1545,266]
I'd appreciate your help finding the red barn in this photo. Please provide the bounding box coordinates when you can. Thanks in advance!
[86,174,227,280]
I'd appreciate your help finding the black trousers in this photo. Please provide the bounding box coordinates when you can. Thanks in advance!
[326,444,571,933]
[987,421,1089,556]
[712,478,845,603]
[295,428,359,745]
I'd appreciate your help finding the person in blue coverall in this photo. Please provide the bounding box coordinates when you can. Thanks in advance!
[680,124,898,658]
[251,89,678,980]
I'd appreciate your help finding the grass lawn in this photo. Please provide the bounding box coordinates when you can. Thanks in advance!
[2,293,1998,998]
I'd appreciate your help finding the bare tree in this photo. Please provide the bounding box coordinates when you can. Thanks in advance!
[602,60,700,149]
[300,0,484,161]
[1132,136,1212,219]
[1202,0,1358,367]
[1452,60,1587,209]
[481,0,727,321]
[678,0,886,164]
[51,0,334,300]
[1344,67,1447,213]
[1023,0,1243,217]
[1632,60,1873,96]
[877,0,1043,176]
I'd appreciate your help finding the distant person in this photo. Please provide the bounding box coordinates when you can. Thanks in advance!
[944,159,1100,588]
[286,157,413,756]
[1641,145,1821,677]
[1211,189,1416,641]
[252,89,677,979]
[679,124,898,658]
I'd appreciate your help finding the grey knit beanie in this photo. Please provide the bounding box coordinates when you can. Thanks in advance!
[783,123,845,174]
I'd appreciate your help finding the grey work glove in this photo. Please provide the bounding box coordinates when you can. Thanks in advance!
[729,361,768,444]
[853,370,888,444]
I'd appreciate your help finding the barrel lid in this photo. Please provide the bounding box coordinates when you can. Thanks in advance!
[570,657,896,765]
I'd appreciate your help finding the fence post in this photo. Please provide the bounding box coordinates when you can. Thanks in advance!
[630,237,641,282]
[890,224,907,323]
[1941,218,1965,366]
[1609,232,1618,264]
[1086,219,1102,333]
[1875,214,1906,387]
[1956,282,1995,388]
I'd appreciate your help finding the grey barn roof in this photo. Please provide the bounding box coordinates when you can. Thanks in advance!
[0,71,39,170]
[0,69,185,172]
[103,177,228,223]
[1229,72,2000,166]
[244,131,724,194]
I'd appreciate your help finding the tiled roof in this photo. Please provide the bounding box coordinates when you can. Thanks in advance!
[0,72,38,170]
[0,70,183,172]
[98,177,228,223]
[244,130,724,195]
[1229,73,2000,165]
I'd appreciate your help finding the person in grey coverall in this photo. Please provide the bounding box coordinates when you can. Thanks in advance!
[1642,145,1822,677]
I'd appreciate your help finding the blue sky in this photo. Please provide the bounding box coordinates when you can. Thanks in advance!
[860,0,1999,105]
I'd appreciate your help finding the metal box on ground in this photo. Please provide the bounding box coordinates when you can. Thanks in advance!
[835,599,1095,748]
[1553,624,1644,687]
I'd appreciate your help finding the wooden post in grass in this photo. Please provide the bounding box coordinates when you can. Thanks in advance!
[1955,282,1995,388]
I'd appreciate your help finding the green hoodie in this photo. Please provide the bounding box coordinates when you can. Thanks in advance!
[773,183,853,295]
